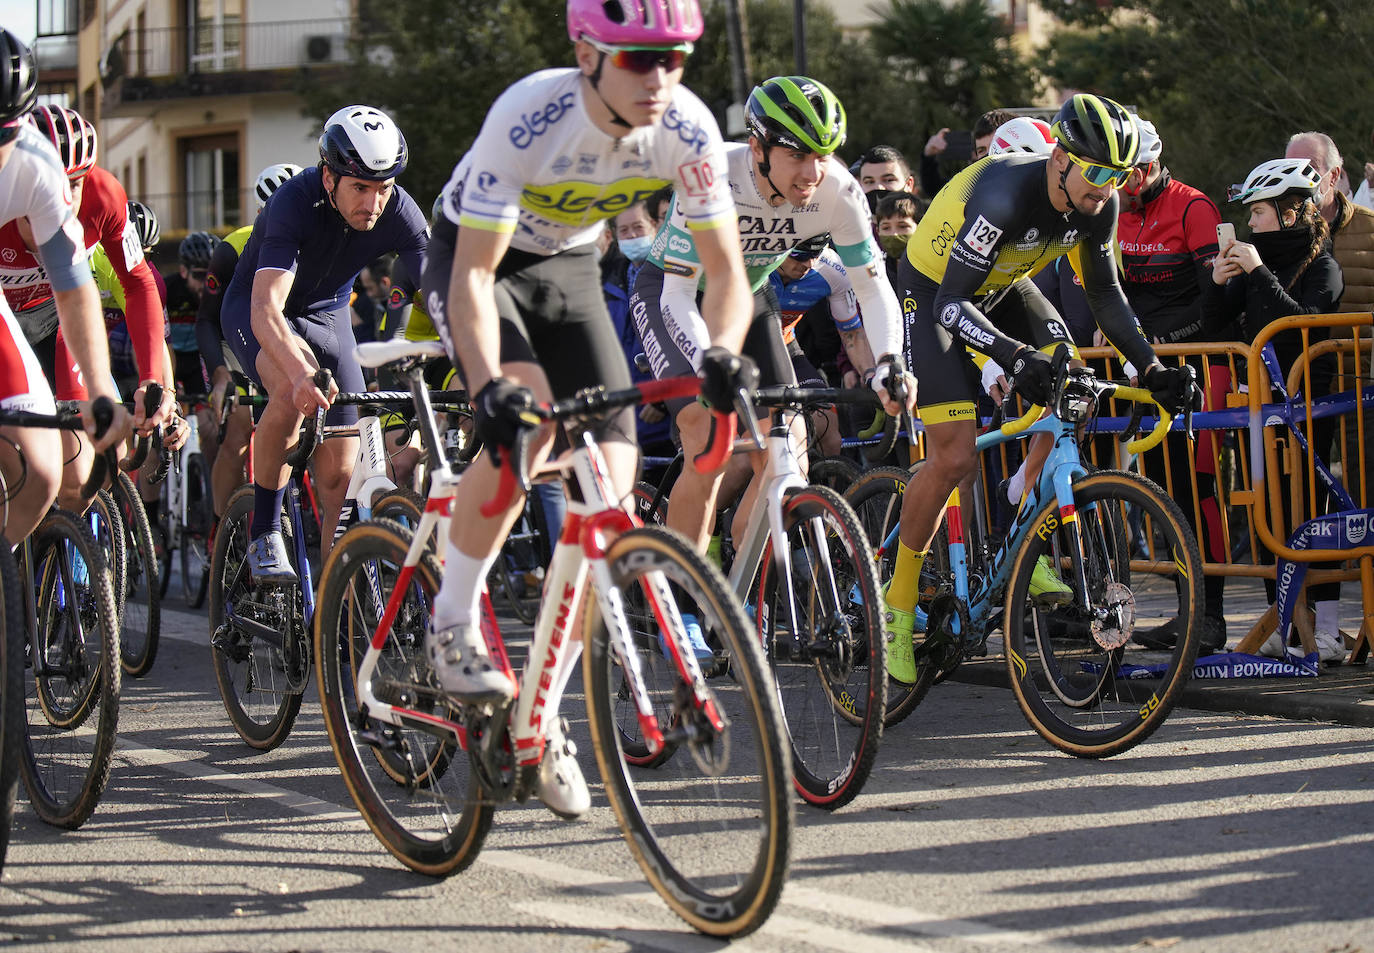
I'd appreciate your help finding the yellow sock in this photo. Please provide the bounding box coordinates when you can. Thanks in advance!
[886,543,926,613]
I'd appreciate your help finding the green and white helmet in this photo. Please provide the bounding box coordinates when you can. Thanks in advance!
[746,76,846,155]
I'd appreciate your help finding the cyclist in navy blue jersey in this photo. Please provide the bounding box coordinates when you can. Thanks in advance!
[220,105,427,583]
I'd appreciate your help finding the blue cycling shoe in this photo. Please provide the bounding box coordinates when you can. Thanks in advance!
[658,613,714,661]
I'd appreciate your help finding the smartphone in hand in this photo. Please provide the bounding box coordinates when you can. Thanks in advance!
[1216,222,1237,251]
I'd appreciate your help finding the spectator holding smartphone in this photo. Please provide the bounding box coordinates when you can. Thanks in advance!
[1202,157,1345,662]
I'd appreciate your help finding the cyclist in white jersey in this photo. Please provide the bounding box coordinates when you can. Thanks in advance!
[630,75,915,547]
[0,29,131,542]
[418,0,756,818]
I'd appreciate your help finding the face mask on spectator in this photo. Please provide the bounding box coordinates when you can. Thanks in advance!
[619,236,653,262]
[879,233,910,258]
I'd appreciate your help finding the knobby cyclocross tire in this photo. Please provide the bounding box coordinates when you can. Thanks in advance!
[1004,469,1203,757]
[208,485,304,750]
[844,466,943,725]
[316,518,492,876]
[807,455,862,496]
[583,526,792,938]
[112,473,160,677]
[88,489,127,626]
[755,485,885,810]
[372,488,427,539]
[21,509,121,829]
[0,538,24,870]
[180,452,213,609]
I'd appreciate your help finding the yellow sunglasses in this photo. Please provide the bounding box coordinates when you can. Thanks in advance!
[1065,152,1132,189]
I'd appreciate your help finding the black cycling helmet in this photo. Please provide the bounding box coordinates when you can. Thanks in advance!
[318,105,408,181]
[1051,94,1139,170]
[1,28,39,126]
[178,231,219,269]
[127,201,160,250]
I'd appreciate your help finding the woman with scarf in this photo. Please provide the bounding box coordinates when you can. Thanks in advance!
[1203,157,1346,662]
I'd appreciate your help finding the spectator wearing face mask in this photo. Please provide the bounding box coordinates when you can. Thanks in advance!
[602,197,674,464]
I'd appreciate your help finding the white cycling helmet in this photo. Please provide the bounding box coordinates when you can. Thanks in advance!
[319,105,408,181]
[1228,157,1321,204]
[988,117,1054,156]
[1134,118,1163,167]
[254,162,303,210]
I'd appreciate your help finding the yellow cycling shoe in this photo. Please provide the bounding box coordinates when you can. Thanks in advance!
[883,593,919,685]
[1028,554,1073,606]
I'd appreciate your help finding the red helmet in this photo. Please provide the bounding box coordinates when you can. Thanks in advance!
[31,104,98,179]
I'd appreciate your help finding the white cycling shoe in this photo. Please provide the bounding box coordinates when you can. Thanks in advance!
[425,620,515,703]
[537,716,590,820]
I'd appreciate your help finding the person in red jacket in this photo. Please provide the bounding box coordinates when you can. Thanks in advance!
[1116,117,1230,654]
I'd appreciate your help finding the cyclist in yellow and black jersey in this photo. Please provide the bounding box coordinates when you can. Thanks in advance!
[882,94,1198,684]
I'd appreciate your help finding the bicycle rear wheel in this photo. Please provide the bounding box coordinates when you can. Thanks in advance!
[1,538,24,870]
[584,526,792,938]
[1004,469,1203,757]
[316,518,492,875]
[112,473,160,677]
[844,466,944,726]
[208,486,304,750]
[21,509,121,829]
[180,452,212,609]
[756,485,884,810]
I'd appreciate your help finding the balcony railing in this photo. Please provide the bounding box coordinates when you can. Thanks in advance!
[103,18,352,82]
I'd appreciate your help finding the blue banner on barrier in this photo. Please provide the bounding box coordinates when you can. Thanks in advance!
[1097,651,1321,680]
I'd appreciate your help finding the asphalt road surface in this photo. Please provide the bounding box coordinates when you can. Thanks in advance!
[3,598,1372,953]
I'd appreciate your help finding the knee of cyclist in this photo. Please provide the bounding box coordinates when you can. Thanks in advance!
[933,447,979,486]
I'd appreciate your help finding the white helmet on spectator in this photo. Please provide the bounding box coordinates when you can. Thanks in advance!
[1228,157,1321,204]
[254,162,303,210]
[1133,118,1163,167]
[988,117,1054,156]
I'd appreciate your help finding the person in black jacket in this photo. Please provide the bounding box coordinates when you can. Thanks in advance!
[1202,156,1346,662]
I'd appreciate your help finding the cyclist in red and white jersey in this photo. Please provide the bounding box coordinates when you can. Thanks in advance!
[0,30,131,540]
[0,102,170,508]
[418,0,757,816]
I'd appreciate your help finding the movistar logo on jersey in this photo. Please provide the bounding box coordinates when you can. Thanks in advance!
[520,177,669,226]
[509,93,577,150]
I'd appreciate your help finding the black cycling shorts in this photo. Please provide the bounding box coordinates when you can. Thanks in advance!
[220,285,365,427]
[898,259,1076,426]
[421,219,634,445]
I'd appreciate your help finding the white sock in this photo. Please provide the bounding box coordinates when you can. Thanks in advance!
[1007,463,1027,503]
[1314,600,1339,638]
[433,542,497,631]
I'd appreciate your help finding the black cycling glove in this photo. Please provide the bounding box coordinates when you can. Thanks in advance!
[1142,364,1198,416]
[1008,347,1056,407]
[472,377,536,459]
[697,347,759,412]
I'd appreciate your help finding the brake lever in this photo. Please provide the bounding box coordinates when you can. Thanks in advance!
[734,386,765,451]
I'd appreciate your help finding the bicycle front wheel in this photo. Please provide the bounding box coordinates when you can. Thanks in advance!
[1,538,24,869]
[180,452,212,609]
[208,486,304,750]
[316,519,492,876]
[1004,469,1203,757]
[584,526,792,938]
[21,509,121,829]
[112,473,161,677]
[756,485,884,810]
